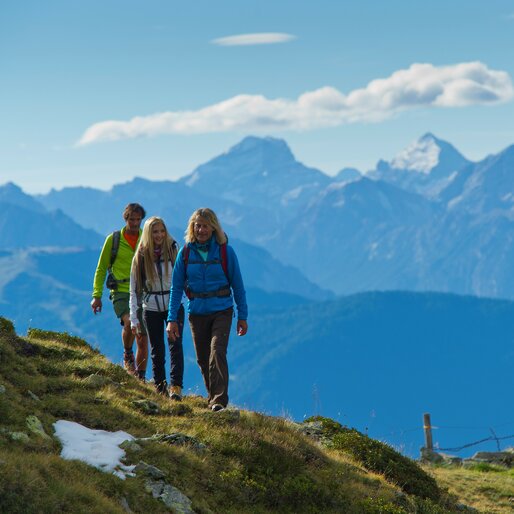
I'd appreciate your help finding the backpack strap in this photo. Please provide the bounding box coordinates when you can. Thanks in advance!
[109,230,121,269]
[220,243,228,281]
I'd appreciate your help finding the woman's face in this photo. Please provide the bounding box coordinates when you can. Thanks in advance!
[194,217,214,244]
[152,222,166,247]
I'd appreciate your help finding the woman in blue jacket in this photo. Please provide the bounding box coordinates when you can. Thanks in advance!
[166,208,248,412]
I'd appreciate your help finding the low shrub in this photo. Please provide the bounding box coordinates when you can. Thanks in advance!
[305,416,441,501]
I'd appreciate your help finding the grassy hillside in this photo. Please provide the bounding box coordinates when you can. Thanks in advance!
[0,316,510,513]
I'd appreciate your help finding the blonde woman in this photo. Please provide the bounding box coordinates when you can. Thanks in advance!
[166,208,248,412]
[130,216,185,399]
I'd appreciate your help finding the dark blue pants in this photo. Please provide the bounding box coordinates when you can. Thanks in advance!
[144,305,184,387]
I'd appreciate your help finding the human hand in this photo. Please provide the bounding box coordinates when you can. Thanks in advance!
[237,320,248,336]
[131,324,141,338]
[91,298,102,314]
[167,321,180,341]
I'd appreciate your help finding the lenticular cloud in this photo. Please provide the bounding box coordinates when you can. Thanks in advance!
[77,61,513,146]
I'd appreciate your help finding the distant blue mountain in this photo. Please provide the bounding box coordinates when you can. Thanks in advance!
[0,201,102,249]
[180,136,331,225]
[439,144,514,216]
[230,290,514,458]
[25,133,514,300]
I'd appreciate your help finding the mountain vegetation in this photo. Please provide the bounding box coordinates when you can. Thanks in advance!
[3,317,511,513]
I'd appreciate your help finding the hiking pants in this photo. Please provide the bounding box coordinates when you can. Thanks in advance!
[189,307,233,407]
[144,304,184,388]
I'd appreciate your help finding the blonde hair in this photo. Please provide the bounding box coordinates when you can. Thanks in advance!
[185,208,227,245]
[132,216,178,294]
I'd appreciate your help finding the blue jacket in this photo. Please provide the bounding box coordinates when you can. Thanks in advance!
[167,238,248,321]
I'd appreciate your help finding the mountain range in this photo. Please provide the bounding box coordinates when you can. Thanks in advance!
[1,132,514,456]
[20,131,514,299]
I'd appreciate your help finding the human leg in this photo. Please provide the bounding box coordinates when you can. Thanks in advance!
[208,308,233,408]
[169,304,185,388]
[189,312,214,402]
[112,292,136,374]
[135,307,148,378]
[144,309,167,391]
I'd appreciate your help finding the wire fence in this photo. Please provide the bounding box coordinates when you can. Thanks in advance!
[375,419,514,455]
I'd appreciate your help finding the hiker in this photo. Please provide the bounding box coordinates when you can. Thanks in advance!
[166,208,248,412]
[129,216,185,399]
[91,203,148,379]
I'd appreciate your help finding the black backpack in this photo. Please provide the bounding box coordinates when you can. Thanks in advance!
[105,230,122,290]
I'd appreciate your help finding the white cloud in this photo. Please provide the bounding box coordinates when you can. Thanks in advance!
[211,32,296,46]
[77,61,514,146]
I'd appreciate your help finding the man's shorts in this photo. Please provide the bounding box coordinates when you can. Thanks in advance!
[111,292,147,335]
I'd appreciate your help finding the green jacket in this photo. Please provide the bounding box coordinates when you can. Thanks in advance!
[92,227,141,298]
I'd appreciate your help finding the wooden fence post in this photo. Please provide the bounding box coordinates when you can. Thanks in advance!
[423,413,433,451]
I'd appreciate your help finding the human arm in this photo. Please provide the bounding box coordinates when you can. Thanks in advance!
[227,246,248,322]
[166,247,187,323]
[129,263,140,331]
[92,234,113,299]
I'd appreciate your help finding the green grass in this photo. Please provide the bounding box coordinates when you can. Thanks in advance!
[0,317,504,513]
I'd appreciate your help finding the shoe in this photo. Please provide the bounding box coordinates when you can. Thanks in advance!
[155,380,169,396]
[211,404,225,412]
[137,370,146,382]
[169,385,182,401]
[123,351,136,375]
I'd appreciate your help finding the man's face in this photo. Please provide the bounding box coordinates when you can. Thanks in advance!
[125,212,143,233]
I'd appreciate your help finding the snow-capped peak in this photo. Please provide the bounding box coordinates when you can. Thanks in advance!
[390,135,441,174]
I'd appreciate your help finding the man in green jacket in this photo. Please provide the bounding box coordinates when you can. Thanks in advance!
[91,203,148,379]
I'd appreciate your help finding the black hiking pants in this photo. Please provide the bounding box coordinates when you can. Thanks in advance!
[144,304,184,388]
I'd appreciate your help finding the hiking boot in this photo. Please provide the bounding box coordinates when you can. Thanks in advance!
[169,385,182,401]
[155,380,168,396]
[137,370,146,382]
[123,351,136,376]
[211,403,225,412]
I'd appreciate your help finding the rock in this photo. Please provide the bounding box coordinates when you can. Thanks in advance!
[145,478,164,497]
[420,448,445,464]
[27,390,41,401]
[146,433,207,452]
[119,496,133,513]
[0,384,5,394]
[471,451,514,467]
[120,440,142,452]
[144,478,195,513]
[135,461,166,479]
[160,483,195,513]
[132,399,160,415]
[10,432,30,442]
[294,421,325,440]
[82,374,116,388]
[26,415,51,440]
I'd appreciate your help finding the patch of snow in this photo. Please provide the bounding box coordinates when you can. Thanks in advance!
[282,186,304,201]
[185,172,200,187]
[390,137,440,174]
[54,420,135,479]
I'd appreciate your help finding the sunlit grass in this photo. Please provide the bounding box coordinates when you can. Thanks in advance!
[3,319,511,512]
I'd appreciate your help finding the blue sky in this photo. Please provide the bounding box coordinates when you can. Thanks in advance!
[2,0,514,193]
